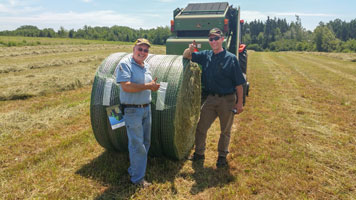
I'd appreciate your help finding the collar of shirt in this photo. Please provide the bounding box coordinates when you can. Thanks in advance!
[210,48,226,58]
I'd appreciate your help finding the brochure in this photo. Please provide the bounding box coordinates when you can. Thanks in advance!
[106,105,125,130]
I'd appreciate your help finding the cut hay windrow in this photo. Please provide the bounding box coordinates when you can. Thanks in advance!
[90,53,201,160]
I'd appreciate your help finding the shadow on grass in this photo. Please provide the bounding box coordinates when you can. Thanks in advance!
[185,160,236,195]
[76,150,185,199]
[75,151,134,199]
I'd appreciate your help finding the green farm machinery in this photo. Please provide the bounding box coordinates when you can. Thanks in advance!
[166,2,249,103]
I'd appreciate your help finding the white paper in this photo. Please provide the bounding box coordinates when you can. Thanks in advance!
[156,82,168,110]
[103,79,113,106]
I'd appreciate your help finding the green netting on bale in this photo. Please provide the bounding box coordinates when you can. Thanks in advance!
[90,52,201,160]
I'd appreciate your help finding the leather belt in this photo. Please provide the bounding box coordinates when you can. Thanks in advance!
[122,104,149,108]
[209,93,234,97]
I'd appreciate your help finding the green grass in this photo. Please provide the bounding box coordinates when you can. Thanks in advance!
[0,39,356,199]
[0,36,132,47]
[0,37,165,101]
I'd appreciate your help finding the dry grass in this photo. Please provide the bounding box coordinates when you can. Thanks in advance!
[0,36,132,47]
[1,38,355,199]
[304,51,356,62]
[0,37,165,101]
[229,51,356,199]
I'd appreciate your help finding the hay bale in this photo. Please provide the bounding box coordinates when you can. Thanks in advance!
[90,52,201,160]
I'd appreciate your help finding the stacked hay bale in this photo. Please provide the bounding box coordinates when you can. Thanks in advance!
[90,52,201,160]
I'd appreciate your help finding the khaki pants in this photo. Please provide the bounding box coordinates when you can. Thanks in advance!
[195,94,236,157]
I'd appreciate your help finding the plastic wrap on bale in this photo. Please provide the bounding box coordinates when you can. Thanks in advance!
[90,52,201,160]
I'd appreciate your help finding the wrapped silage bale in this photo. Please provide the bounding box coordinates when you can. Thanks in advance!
[90,52,201,160]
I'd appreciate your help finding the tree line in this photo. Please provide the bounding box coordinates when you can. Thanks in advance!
[0,25,171,45]
[242,16,356,52]
[0,17,356,52]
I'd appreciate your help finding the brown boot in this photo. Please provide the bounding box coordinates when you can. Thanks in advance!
[134,179,152,188]
[216,156,228,168]
[188,153,205,161]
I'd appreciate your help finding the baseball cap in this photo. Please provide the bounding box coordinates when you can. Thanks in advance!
[134,38,151,47]
[208,28,223,37]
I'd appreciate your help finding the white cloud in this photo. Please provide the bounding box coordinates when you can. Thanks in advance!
[241,10,268,22]
[81,0,92,2]
[241,10,334,22]
[240,10,337,31]
[272,12,334,17]
[241,10,335,21]
[0,10,146,30]
[9,0,18,6]
[0,0,42,15]
[0,4,11,13]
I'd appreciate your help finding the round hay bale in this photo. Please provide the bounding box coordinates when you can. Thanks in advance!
[90,52,201,160]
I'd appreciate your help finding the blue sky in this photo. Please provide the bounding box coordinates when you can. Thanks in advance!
[0,0,355,31]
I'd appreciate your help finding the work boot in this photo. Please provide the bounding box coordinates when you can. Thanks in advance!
[188,153,205,161]
[134,179,152,188]
[216,156,228,168]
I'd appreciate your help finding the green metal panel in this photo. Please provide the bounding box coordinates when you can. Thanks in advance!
[181,2,229,15]
[166,37,228,55]
[174,16,225,31]
[167,2,241,56]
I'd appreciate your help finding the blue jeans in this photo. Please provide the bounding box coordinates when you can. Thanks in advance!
[124,105,151,184]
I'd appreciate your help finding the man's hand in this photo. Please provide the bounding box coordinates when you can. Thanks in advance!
[147,77,160,91]
[189,42,196,53]
[183,48,192,59]
[234,102,244,114]
[120,77,160,92]
[183,41,196,59]
[234,85,244,114]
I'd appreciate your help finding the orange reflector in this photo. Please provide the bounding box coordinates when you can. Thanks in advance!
[224,19,229,32]
[170,20,174,32]
[239,44,246,53]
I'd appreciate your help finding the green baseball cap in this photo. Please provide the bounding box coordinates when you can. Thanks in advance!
[134,38,151,47]
[208,28,223,37]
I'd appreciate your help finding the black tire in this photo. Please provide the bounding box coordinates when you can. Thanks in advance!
[239,47,248,105]
[239,47,247,74]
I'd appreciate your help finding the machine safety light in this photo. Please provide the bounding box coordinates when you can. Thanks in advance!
[170,20,175,32]
[224,19,229,32]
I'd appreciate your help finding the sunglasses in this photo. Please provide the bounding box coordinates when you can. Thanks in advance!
[209,36,221,42]
[137,47,149,53]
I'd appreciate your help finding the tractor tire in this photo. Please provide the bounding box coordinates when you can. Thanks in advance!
[239,48,248,105]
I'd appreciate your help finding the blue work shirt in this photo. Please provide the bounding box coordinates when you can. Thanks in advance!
[116,56,152,105]
[192,49,246,94]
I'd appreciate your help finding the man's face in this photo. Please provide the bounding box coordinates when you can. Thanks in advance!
[208,35,224,51]
[133,44,149,64]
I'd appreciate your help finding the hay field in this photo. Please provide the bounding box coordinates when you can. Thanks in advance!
[1,37,356,199]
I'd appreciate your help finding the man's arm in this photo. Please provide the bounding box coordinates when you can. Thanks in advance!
[234,85,244,114]
[120,78,160,93]
[182,43,196,60]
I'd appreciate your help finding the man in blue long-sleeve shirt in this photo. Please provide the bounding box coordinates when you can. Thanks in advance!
[183,28,246,167]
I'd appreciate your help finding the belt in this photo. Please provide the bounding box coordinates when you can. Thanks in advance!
[122,104,150,108]
[209,93,234,97]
